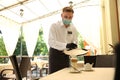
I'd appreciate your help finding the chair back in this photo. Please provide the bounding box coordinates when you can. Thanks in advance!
[19,56,31,78]
[9,55,22,80]
[95,55,115,67]
[84,55,96,67]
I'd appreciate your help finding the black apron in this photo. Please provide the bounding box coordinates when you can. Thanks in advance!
[49,47,70,74]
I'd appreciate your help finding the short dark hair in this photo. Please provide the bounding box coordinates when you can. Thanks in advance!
[62,7,74,13]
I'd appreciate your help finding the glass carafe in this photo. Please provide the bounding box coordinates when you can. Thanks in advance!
[70,56,79,72]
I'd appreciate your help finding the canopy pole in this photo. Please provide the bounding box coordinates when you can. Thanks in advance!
[20,9,24,59]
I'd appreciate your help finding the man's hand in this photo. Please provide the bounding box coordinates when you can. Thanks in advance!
[66,43,77,50]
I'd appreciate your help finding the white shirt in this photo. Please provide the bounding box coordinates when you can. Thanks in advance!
[48,20,78,51]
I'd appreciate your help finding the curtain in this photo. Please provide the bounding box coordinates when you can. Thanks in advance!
[23,20,41,57]
[0,16,20,56]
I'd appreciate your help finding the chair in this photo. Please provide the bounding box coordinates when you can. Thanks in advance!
[0,56,36,80]
[0,63,14,80]
[0,55,22,80]
[8,55,22,80]
[19,56,31,78]
[95,55,115,67]
[40,63,49,77]
[20,57,40,79]
[84,55,96,67]
[0,69,15,80]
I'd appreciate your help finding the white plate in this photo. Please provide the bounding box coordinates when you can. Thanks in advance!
[64,48,88,56]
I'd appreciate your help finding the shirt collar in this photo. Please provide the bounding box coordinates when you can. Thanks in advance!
[59,20,72,28]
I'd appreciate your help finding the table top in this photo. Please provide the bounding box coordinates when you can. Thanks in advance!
[39,68,115,80]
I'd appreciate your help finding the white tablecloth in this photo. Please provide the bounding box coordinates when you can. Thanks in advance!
[40,68,115,80]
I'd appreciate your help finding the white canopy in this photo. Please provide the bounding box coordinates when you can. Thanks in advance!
[0,0,99,23]
[0,0,101,56]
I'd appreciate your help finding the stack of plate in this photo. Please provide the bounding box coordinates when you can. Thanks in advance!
[64,48,88,56]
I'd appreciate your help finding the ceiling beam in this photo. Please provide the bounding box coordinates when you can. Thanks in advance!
[0,0,30,11]
[23,0,91,24]
[23,9,61,24]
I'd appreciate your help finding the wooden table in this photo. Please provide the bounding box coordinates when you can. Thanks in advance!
[39,68,115,80]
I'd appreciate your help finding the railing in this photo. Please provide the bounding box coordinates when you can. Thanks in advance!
[0,55,49,63]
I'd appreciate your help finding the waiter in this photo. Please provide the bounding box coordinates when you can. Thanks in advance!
[48,6,78,74]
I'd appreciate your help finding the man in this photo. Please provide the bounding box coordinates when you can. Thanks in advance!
[48,6,78,74]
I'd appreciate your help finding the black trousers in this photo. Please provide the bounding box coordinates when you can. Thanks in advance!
[49,47,70,74]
